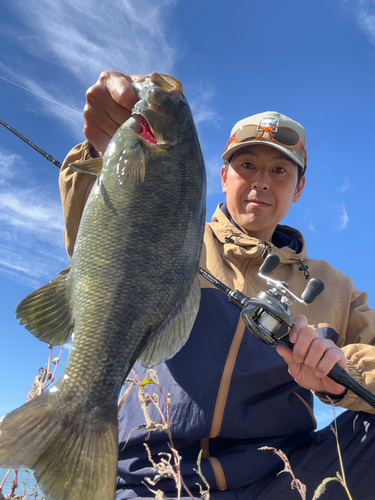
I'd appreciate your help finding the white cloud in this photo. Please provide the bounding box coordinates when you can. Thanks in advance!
[303,209,316,233]
[1,0,220,142]
[357,0,375,43]
[186,84,219,127]
[308,220,316,232]
[0,149,22,182]
[339,176,351,193]
[0,191,64,234]
[63,342,72,352]
[204,156,223,196]
[9,0,177,83]
[339,0,375,43]
[336,204,349,232]
[0,147,68,287]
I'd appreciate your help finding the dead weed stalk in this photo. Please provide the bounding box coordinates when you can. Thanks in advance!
[259,407,353,500]
[1,345,64,499]
[121,369,210,500]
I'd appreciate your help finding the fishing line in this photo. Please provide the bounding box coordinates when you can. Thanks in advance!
[0,76,82,115]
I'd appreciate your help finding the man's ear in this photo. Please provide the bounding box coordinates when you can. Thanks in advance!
[293,175,305,203]
[221,165,228,194]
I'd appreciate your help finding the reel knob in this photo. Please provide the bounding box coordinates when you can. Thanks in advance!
[301,278,325,304]
[259,254,281,276]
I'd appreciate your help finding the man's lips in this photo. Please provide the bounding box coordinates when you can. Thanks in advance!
[245,199,272,207]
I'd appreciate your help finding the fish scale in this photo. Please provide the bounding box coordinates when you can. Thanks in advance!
[0,73,206,500]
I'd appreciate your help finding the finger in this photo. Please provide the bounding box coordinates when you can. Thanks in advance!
[288,315,308,343]
[313,345,348,377]
[84,79,132,131]
[301,335,329,373]
[105,71,139,112]
[83,104,121,154]
[291,325,318,364]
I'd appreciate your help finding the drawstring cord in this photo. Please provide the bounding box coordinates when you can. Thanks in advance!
[261,249,310,281]
[289,258,310,280]
[261,244,271,259]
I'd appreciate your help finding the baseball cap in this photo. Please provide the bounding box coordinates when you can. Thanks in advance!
[221,111,307,174]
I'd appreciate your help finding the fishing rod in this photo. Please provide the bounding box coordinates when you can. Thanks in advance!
[199,254,375,410]
[0,118,61,168]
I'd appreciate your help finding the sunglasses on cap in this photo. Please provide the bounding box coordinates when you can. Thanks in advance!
[224,123,307,167]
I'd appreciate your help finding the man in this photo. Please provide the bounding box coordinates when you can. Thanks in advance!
[59,71,375,499]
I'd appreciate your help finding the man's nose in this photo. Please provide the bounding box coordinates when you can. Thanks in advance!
[251,172,269,190]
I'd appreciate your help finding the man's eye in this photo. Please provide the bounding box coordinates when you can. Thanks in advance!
[242,162,254,169]
[274,166,286,173]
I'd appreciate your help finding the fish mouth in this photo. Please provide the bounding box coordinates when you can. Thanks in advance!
[130,114,157,145]
[138,115,157,144]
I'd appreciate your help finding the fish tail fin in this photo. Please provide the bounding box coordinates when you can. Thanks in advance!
[0,391,118,500]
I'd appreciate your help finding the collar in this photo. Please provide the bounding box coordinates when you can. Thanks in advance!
[211,203,307,261]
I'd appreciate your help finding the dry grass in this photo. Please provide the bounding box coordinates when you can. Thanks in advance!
[1,345,63,499]
[259,407,353,500]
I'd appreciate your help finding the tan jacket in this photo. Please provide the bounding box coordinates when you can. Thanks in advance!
[59,141,375,414]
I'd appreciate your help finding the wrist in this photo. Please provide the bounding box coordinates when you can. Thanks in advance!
[314,388,347,404]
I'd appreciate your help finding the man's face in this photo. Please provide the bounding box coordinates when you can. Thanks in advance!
[221,144,305,242]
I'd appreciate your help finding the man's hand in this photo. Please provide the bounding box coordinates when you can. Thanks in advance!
[276,315,348,396]
[83,71,141,156]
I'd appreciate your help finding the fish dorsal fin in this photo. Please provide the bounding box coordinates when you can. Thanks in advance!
[151,73,183,92]
[139,274,201,367]
[115,143,146,187]
[69,158,103,176]
[16,267,74,345]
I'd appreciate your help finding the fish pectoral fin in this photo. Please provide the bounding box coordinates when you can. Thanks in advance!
[0,391,118,500]
[116,144,146,186]
[16,267,74,345]
[139,274,201,367]
[69,158,103,176]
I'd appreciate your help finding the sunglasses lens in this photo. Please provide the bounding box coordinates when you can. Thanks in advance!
[271,127,300,146]
[233,125,260,143]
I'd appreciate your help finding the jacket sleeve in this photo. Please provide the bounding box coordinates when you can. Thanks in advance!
[59,140,97,259]
[317,277,375,413]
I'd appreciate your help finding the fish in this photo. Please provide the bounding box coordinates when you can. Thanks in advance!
[0,72,206,500]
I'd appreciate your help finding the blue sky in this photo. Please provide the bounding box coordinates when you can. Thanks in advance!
[1,0,375,439]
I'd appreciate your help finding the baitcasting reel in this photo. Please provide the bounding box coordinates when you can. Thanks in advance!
[237,253,325,347]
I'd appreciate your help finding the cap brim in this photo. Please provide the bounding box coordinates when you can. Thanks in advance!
[221,141,305,173]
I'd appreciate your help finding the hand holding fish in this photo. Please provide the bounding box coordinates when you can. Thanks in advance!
[83,70,140,155]
[276,315,348,396]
